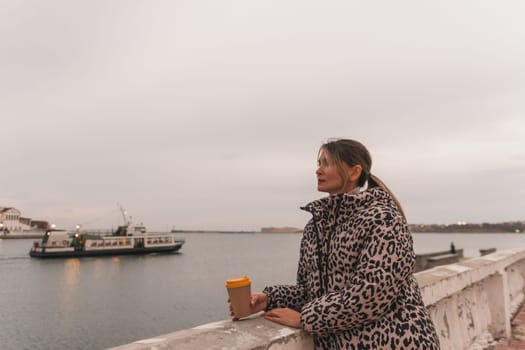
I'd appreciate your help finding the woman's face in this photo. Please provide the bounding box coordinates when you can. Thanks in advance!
[316,149,360,195]
[316,149,345,195]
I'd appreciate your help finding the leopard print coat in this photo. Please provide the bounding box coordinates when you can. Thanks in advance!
[263,187,440,349]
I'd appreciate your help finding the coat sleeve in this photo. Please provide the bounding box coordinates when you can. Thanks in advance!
[300,211,415,335]
[263,230,311,312]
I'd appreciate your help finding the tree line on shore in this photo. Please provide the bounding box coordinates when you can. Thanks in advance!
[169,221,525,234]
[409,221,525,233]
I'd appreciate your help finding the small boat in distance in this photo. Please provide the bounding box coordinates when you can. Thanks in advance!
[29,207,185,259]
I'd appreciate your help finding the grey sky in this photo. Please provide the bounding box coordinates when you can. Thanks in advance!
[1,1,524,231]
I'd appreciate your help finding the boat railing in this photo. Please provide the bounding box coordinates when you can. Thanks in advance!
[81,232,184,250]
[40,240,70,248]
[82,230,114,237]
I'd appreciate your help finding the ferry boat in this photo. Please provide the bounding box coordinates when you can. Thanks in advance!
[29,209,185,259]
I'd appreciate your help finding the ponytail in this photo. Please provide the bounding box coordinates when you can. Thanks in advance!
[369,174,406,220]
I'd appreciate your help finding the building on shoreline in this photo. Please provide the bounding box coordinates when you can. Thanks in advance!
[0,206,49,233]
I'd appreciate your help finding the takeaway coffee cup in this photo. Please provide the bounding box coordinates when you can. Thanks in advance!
[226,276,252,319]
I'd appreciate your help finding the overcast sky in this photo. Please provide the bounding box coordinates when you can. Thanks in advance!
[1,1,524,231]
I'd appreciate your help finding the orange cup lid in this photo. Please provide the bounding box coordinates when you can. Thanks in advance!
[226,276,251,288]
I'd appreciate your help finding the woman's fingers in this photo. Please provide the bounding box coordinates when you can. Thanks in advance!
[263,308,301,328]
[249,293,268,312]
[264,310,280,320]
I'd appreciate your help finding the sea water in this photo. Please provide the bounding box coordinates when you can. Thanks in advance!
[1,232,524,350]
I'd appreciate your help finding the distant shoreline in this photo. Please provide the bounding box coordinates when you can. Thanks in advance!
[409,222,524,234]
[411,231,524,234]
[170,230,261,234]
[173,230,523,234]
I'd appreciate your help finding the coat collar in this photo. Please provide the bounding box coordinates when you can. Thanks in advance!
[301,186,395,217]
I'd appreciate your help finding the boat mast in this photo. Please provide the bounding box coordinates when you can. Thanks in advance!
[118,204,131,227]
[115,204,134,236]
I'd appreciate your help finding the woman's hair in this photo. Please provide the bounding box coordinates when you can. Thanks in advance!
[320,139,406,219]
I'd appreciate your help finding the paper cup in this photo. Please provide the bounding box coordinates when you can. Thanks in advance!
[226,276,252,319]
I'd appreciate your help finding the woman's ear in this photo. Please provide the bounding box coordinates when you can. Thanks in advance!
[347,165,363,183]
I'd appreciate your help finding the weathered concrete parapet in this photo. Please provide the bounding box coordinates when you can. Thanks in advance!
[416,247,525,349]
[110,247,525,350]
[108,313,314,350]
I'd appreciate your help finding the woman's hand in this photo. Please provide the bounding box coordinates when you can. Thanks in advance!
[229,292,268,320]
[250,292,268,313]
[263,308,301,328]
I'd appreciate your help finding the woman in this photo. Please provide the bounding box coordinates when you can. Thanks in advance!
[235,139,440,349]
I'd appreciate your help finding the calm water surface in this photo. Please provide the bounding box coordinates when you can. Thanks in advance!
[1,232,524,350]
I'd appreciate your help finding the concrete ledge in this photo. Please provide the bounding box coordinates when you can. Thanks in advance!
[415,247,525,349]
[108,313,314,350]
[416,248,525,306]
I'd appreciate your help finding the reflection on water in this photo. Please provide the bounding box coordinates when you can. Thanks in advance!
[64,258,80,287]
[57,259,80,339]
